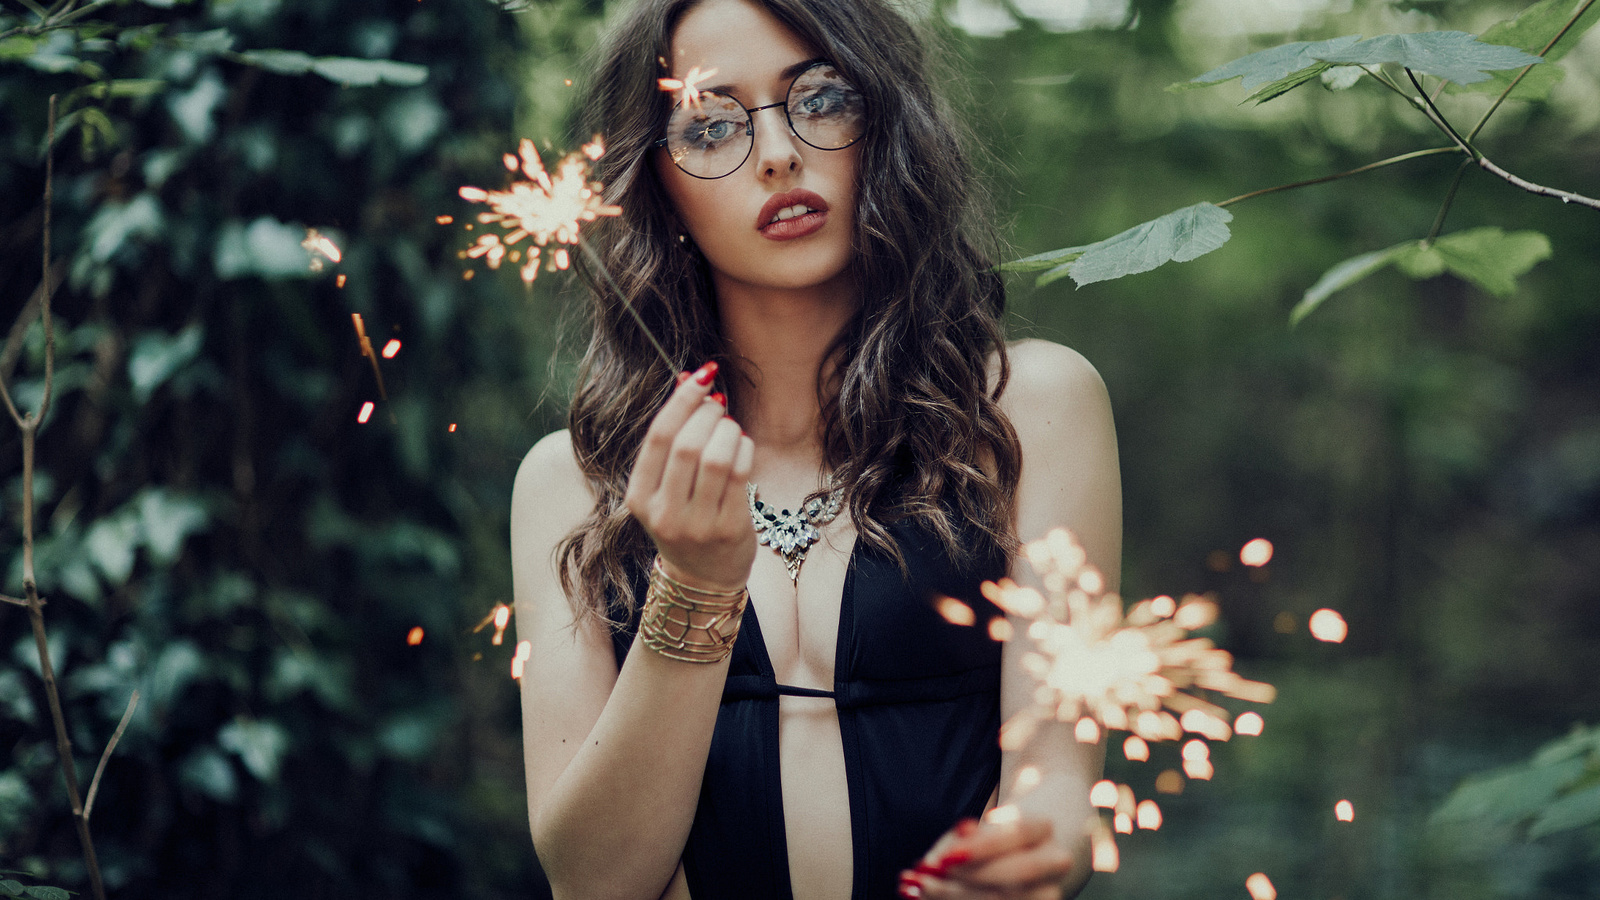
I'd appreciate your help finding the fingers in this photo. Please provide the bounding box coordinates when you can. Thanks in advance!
[628,361,720,503]
[903,817,1070,899]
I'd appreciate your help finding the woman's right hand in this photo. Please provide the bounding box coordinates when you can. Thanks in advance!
[624,360,757,593]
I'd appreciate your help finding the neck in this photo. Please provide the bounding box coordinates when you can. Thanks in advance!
[715,274,858,471]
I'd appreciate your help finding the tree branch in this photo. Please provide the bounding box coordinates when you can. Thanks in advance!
[1215,146,1460,209]
[1405,68,1477,158]
[1468,0,1598,143]
[1477,155,1600,210]
[84,690,140,820]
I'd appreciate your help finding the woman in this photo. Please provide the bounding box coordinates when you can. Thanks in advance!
[510,0,1120,897]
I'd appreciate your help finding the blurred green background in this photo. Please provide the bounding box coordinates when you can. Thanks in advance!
[1,0,1596,897]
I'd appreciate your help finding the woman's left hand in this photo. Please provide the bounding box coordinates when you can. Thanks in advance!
[898,816,1077,899]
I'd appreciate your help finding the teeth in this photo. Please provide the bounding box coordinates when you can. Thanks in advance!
[769,204,814,224]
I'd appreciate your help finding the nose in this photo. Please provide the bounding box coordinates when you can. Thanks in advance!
[748,101,801,180]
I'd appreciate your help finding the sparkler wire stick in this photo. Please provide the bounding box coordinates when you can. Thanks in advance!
[575,235,676,372]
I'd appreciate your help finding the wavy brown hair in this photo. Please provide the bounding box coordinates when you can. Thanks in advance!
[558,0,1021,628]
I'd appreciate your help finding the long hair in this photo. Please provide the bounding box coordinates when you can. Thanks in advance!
[559,0,1021,627]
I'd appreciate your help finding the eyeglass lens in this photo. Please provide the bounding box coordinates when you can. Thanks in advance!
[664,63,865,179]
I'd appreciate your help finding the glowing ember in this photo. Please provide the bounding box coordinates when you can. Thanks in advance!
[937,597,976,626]
[658,64,719,108]
[1181,739,1214,780]
[511,640,532,679]
[357,401,375,423]
[335,274,347,288]
[436,215,454,225]
[1090,825,1119,873]
[1123,735,1149,761]
[987,617,1014,641]
[456,137,621,284]
[1240,538,1273,567]
[1113,812,1133,834]
[448,423,457,433]
[406,627,424,645]
[985,804,1021,825]
[1245,873,1277,900]
[492,603,511,645]
[381,339,401,359]
[302,228,342,271]
[1090,780,1119,808]
[1075,716,1101,744]
[1155,769,1184,795]
[1335,799,1354,822]
[1235,711,1265,736]
[1180,708,1232,741]
[1136,799,1162,830]
[1309,608,1348,643]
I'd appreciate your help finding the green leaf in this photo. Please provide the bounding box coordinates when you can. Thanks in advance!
[84,514,140,585]
[1183,32,1543,97]
[219,718,290,781]
[1181,35,1362,91]
[1,880,24,897]
[1245,61,1332,104]
[178,747,238,802]
[214,217,318,279]
[1433,756,1585,825]
[128,323,204,404]
[1411,227,1552,297]
[1000,245,1088,274]
[1292,228,1550,322]
[231,48,314,75]
[310,57,428,87]
[1292,244,1411,325]
[1453,0,1600,101]
[1529,780,1600,838]
[22,888,70,900]
[1041,202,1233,288]
[1320,65,1364,90]
[137,488,210,563]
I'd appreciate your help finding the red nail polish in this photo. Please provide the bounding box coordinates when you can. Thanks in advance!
[677,371,691,385]
[939,849,972,868]
[710,392,725,406]
[956,817,979,837]
[693,361,718,385]
[914,861,941,876]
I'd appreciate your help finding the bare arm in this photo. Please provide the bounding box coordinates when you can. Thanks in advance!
[514,365,756,900]
[910,340,1120,900]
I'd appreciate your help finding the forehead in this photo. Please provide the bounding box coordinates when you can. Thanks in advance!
[668,0,817,89]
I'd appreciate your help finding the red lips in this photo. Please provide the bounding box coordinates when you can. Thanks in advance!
[756,189,830,241]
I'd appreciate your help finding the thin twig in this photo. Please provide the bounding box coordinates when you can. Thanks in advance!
[1468,0,1598,143]
[1477,155,1600,209]
[1425,158,1476,244]
[1,593,30,606]
[84,690,140,820]
[1215,146,1460,208]
[1405,68,1477,158]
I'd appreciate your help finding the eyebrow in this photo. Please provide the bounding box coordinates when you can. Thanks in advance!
[700,56,828,100]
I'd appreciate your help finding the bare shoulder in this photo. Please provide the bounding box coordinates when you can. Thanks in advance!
[996,338,1112,431]
[512,429,595,540]
[995,339,1121,585]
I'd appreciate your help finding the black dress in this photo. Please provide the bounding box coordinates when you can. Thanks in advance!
[611,517,1008,899]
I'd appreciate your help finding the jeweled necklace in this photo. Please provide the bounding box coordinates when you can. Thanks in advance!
[747,477,844,584]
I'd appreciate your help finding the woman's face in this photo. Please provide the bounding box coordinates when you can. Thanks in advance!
[657,0,861,301]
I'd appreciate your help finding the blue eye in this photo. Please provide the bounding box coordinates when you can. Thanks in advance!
[792,86,845,119]
[683,116,743,148]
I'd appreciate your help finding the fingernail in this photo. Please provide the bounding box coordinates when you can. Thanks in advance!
[939,849,972,868]
[693,361,718,385]
[956,818,979,837]
[676,371,691,385]
[709,391,725,406]
[914,861,941,876]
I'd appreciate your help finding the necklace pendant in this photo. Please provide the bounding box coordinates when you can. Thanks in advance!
[747,480,843,584]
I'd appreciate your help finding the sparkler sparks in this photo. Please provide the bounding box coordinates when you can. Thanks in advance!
[658,65,718,108]
[1335,799,1355,822]
[972,527,1276,871]
[1240,538,1274,567]
[456,137,621,285]
[1309,608,1348,643]
[1245,873,1277,900]
[407,627,424,646]
[472,603,513,647]
[302,229,342,271]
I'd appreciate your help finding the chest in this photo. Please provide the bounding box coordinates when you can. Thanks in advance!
[744,517,855,691]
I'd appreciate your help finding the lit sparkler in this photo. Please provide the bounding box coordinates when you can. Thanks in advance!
[349,312,396,425]
[658,65,718,108]
[302,229,342,272]
[957,527,1276,871]
[457,137,621,285]
[453,137,676,370]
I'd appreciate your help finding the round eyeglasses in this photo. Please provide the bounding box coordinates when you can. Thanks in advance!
[654,61,866,180]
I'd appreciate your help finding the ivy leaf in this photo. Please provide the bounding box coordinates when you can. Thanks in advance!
[1292,228,1552,324]
[1183,32,1543,102]
[22,888,70,900]
[1320,65,1365,90]
[219,718,290,782]
[128,323,204,404]
[232,50,427,86]
[1033,203,1233,288]
[1451,0,1600,101]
